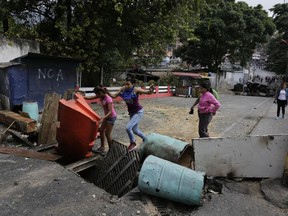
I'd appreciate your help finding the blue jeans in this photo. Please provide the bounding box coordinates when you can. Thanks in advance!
[126,109,146,143]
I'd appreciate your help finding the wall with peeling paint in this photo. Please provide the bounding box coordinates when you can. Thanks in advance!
[193,135,288,178]
[0,36,40,62]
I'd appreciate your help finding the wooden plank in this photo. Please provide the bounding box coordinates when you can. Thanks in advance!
[32,142,58,152]
[193,135,288,178]
[7,129,35,147]
[65,154,101,173]
[0,110,37,133]
[0,121,16,144]
[38,93,61,145]
[0,146,62,161]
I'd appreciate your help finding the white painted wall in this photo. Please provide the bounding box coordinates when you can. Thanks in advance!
[0,36,40,62]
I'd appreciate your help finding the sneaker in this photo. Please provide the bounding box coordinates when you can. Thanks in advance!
[93,146,105,154]
[127,142,137,151]
[275,117,279,120]
[282,115,285,119]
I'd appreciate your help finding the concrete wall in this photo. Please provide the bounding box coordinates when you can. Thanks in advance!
[193,135,288,178]
[0,36,40,62]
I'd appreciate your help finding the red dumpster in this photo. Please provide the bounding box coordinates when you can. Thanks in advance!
[56,93,101,162]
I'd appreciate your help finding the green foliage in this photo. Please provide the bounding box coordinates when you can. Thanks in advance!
[148,79,156,86]
[266,34,288,74]
[271,3,288,38]
[265,4,288,75]
[175,0,275,73]
[158,75,180,86]
[0,0,204,86]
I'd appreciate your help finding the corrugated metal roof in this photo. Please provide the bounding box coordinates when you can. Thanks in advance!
[172,72,202,78]
[0,62,21,69]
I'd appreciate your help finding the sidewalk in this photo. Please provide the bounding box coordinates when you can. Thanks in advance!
[250,100,288,135]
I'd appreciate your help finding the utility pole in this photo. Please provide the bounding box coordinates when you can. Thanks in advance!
[283,50,288,82]
[281,39,288,82]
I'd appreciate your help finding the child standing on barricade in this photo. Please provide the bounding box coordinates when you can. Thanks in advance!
[85,86,117,153]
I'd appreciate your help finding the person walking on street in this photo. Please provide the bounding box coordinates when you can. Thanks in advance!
[105,76,155,151]
[274,82,288,119]
[192,82,221,138]
[190,84,219,111]
[85,86,117,153]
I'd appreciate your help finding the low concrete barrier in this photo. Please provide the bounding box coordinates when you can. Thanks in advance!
[193,135,288,178]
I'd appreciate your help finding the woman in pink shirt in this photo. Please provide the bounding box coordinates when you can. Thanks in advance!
[197,82,221,137]
[85,86,117,153]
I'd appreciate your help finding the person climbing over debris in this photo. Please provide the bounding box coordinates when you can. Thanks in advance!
[191,82,221,138]
[105,76,155,151]
[274,82,288,119]
[85,85,117,153]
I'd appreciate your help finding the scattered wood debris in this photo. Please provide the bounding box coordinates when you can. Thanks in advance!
[0,146,62,161]
[0,110,37,133]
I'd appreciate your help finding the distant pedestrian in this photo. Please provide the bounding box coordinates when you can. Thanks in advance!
[274,82,288,119]
[84,86,117,153]
[105,76,155,151]
[192,82,221,138]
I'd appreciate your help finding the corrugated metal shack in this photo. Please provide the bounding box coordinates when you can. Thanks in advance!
[0,52,83,111]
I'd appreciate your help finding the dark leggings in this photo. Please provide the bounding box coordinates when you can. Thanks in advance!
[198,112,213,138]
[277,99,287,117]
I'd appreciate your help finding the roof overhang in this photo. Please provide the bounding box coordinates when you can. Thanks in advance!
[172,72,210,79]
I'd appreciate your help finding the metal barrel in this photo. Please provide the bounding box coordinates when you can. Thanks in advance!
[139,132,193,168]
[22,101,39,121]
[138,155,204,206]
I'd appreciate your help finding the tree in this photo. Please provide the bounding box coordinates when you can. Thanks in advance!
[174,0,275,87]
[265,3,288,76]
[0,0,204,86]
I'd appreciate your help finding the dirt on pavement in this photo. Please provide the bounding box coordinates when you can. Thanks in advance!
[90,94,288,216]
[1,93,288,216]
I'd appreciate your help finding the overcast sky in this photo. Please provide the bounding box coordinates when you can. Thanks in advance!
[237,0,285,16]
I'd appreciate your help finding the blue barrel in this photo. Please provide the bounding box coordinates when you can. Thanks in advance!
[22,101,39,121]
[138,155,204,206]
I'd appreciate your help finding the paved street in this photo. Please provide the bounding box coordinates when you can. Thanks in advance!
[0,93,287,216]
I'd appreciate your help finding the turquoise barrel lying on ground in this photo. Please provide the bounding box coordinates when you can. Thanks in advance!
[140,132,193,168]
[138,155,204,206]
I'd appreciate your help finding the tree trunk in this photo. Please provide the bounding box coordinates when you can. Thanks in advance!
[66,0,72,31]
[2,0,8,33]
[2,17,8,33]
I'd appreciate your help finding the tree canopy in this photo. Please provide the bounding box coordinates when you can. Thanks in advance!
[0,0,203,86]
[265,3,288,75]
[174,0,275,77]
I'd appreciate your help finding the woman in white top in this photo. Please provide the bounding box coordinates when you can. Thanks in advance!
[274,82,288,119]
